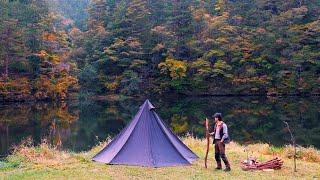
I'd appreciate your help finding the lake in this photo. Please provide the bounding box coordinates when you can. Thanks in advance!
[0,96,319,157]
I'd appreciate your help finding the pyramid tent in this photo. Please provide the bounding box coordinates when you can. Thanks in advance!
[92,99,198,167]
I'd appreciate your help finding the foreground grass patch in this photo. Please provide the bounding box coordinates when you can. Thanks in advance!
[1,137,320,179]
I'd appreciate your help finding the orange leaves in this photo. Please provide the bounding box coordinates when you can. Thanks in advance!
[37,50,49,59]
[69,27,82,40]
[34,75,54,99]
[42,32,58,42]
[56,108,78,124]
[55,75,78,100]
[256,28,267,34]
[34,74,78,100]
[127,39,142,49]
[151,26,175,37]
[0,77,32,100]
[36,50,63,64]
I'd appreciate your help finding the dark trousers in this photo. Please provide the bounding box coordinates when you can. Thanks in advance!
[214,140,230,168]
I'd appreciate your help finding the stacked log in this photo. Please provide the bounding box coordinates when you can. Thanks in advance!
[241,157,283,171]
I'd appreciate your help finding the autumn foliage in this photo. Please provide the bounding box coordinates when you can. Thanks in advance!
[1,0,320,101]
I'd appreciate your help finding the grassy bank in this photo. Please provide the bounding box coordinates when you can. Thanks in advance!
[1,137,320,180]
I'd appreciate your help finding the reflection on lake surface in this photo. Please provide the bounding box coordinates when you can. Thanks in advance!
[0,97,319,157]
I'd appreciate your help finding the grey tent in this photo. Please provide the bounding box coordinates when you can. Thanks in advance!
[92,99,198,167]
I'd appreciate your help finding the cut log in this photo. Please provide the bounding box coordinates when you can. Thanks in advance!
[241,157,283,171]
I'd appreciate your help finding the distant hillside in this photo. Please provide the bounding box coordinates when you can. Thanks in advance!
[0,0,319,101]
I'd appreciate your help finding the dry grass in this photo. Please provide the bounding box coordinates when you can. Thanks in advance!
[239,142,320,163]
[283,145,320,163]
[183,136,320,163]
[10,138,76,166]
[1,136,320,180]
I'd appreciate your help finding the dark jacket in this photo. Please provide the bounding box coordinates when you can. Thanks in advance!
[211,122,230,144]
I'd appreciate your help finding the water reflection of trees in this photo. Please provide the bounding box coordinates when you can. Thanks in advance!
[0,102,78,156]
[147,97,320,148]
[0,97,319,156]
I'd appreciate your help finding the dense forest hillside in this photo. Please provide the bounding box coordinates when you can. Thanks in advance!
[0,0,319,101]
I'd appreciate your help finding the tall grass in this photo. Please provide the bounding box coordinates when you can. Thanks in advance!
[6,136,320,166]
[1,136,319,179]
[8,138,76,166]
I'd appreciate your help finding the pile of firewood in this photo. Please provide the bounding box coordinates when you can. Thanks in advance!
[241,157,283,171]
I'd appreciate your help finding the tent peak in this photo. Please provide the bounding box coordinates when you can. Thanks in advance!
[143,99,155,110]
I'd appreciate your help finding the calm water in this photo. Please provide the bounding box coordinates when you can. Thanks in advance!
[0,97,319,157]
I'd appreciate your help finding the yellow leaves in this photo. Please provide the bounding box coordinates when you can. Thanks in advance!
[48,54,61,64]
[158,57,187,80]
[106,82,119,91]
[105,76,122,91]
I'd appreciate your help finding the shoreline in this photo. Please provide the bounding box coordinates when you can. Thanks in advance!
[1,93,320,103]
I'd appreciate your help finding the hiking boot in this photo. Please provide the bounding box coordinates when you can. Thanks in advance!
[224,167,231,172]
[215,167,222,170]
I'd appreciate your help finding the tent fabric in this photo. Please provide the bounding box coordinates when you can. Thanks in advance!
[92,99,198,167]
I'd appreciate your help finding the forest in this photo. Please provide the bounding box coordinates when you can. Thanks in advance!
[0,0,319,101]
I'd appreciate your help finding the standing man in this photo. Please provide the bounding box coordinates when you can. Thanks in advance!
[209,113,231,171]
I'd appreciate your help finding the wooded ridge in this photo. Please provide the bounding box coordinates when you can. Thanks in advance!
[0,0,319,101]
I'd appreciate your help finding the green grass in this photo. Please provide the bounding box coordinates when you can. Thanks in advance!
[1,137,320,180]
